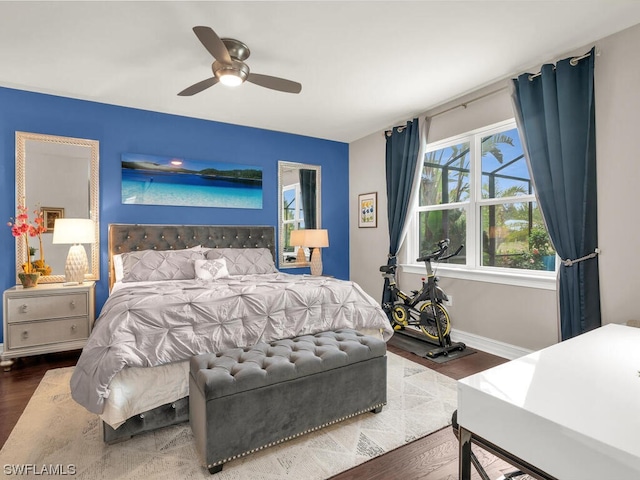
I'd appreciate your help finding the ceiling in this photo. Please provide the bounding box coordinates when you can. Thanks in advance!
[1,2,640,143]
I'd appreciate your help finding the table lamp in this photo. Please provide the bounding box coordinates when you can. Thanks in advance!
[289,229,308,263]
[302,229,329,276]
[52,218,96,284]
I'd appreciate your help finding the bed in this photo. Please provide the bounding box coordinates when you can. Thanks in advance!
[70,224,393,442]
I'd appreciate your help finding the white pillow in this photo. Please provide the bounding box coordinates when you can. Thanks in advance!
[121,249,204,283]
[113,254,124,282]
[112,245,202,283]
[194,258,230,281]
[205,248,277,275]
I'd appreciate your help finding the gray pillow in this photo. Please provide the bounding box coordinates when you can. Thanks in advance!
[205,248,277,275]
[121,249,204,282]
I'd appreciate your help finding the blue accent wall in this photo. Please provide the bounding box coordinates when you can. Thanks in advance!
[0,87,349,344]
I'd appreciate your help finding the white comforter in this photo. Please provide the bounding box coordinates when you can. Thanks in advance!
[71,273,393,414]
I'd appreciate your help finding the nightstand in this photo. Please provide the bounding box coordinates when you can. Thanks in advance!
[1,282,95,371]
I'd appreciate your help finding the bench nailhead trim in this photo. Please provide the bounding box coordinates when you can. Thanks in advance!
[206,402,386,469]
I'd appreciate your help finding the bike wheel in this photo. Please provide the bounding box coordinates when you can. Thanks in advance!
[418,301,451,341]
[392,304,410,327]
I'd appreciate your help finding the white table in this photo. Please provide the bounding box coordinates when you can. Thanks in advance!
[457,323,640,479]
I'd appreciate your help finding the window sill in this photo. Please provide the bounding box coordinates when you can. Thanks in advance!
[401,264,557,291]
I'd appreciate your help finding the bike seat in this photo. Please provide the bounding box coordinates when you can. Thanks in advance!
[379,265,396,273]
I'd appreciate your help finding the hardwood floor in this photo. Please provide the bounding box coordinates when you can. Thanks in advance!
[0,336,522,479]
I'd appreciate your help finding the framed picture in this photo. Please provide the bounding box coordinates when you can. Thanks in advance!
[358,192,377,228]
[41,207,64,233]
[121,152,263,209]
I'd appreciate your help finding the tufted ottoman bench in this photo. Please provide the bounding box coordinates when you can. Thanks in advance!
[189,329,387,474]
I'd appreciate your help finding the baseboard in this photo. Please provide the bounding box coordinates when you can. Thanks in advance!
[450,329,533,360]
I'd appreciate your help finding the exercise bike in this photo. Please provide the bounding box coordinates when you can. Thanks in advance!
[380,239,466,358]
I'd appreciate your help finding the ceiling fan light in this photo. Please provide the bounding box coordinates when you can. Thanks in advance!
[219,71,243,87]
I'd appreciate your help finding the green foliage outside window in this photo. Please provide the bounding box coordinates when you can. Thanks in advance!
[416,122,556,272]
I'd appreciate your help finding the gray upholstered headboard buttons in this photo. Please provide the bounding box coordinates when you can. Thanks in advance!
[108,224,276,289]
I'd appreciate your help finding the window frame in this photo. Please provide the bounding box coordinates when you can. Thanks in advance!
[404,119,557,290]
[282,182,306,258]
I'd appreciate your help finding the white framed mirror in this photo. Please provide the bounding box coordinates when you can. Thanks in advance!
[15,131,100,283]
[278,161,321,268]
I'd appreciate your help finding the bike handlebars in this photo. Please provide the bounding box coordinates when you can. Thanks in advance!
[380,239,463,275]
[416,239,463,263]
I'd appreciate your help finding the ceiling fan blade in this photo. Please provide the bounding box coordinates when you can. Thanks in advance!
[177,77,219,96]
[193,26,232,65]
[247,73,302,94]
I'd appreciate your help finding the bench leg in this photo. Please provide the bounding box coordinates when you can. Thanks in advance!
[208,464,223,474]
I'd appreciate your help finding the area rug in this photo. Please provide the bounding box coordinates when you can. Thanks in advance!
[0,352,457,479]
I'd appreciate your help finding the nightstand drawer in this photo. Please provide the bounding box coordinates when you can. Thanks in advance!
[7,317,90,349]
[6,293,88,323]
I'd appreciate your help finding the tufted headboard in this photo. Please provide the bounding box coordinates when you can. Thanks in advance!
[108,224,276,290]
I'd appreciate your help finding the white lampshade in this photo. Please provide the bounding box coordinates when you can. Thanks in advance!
[290,229,308,263]
[290,229,305,246]
[52,218,96,283]
[300,229,329,275]
[301,229,329,248]
[52,218,96,245]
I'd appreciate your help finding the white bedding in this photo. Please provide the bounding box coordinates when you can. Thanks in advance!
[73,273,392,421]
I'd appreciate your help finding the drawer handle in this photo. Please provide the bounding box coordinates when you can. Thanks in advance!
[20,304,28,313]
[21,330,29,340]
[69,300,76,309]
[71,324,77,332]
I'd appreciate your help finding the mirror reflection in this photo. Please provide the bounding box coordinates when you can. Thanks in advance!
[278,161,321,267]
[16,132,100,283]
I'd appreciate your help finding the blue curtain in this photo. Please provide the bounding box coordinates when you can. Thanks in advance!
[382,118,420,311]
[299,169,317,229]
[512,48,600,340]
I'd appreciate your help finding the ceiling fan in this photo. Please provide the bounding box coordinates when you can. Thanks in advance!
[178,26,302,96]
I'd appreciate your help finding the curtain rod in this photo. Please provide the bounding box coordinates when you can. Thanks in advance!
[383,85,508,136]
[427,86,509,120]
[384,124,408,136]
[385,49,595,135]
[528,50,594,81]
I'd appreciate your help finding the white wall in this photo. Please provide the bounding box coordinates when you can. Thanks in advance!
[595,24,640,326]
[350,22,640,352]
[349,132,389,298]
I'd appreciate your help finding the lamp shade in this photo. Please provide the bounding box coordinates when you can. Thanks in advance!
[290,229,306,246]
[301,229,329,248]
[52,218,96,245]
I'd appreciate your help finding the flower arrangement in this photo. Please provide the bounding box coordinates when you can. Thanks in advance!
[7,205,50,275]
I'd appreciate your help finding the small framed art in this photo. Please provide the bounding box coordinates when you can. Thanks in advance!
[41,207,64,233]
[358,192,377,228]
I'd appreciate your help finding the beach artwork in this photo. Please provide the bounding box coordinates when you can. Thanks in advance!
[121,153,263,209]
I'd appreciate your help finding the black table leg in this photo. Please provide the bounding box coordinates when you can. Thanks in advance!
[459,426,473,480]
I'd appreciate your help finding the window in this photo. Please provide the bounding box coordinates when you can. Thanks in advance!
[410,119,556,276]
[282,183,305,258]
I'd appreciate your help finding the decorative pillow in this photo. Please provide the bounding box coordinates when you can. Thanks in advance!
[121,249,204,283]
[205,248,277,275]
[112,253,124,283]
[194,258,230,281]
[113,245,203,283]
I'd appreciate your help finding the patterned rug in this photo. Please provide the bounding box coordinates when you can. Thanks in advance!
[0,352,457,479]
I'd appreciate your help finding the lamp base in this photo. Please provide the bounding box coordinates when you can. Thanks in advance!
[310,248,323,276]
[296,247,307,264]
[65,244,88,284]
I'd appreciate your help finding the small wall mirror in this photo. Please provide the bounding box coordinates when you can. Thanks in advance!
[278,161,321,268]
[15,132,100,283]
